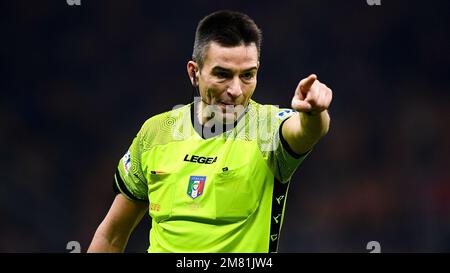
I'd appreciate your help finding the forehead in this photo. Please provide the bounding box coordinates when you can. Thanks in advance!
[203,42,259,71]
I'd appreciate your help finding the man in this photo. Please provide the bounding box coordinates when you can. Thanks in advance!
[88,10,332,253]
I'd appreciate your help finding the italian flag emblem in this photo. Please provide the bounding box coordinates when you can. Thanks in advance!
[187,176,206,199]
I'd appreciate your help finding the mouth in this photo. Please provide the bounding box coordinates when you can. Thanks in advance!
[217,103,239,114]
[218,101,240,110]
[218,101,235,106]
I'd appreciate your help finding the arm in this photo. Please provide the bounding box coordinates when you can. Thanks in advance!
[87,194,149,253]
[282,74,332,155]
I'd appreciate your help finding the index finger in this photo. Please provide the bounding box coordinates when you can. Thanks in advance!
[300,74,317,93]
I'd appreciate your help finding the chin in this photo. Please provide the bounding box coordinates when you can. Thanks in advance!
[209,111,235,125]
[204,103,246,124]
[221,113,237,124]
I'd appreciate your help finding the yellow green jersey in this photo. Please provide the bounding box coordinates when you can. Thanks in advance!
[113,100,310,253]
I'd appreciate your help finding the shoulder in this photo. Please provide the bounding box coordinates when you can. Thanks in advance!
[140,104,190,133]
[138,104,192,146]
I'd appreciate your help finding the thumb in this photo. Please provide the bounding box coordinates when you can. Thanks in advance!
[292,99,312,112]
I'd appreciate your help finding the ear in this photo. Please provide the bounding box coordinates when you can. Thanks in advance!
[187,61,199,87]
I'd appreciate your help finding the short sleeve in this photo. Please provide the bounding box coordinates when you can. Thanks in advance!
[260,107,311,183]
[113,129,149,201]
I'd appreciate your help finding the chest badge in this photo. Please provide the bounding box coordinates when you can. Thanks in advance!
[187,176,206,199]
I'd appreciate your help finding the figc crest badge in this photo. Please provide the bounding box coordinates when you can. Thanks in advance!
[187,176,206,199]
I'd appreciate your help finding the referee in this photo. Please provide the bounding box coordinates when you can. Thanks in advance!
[88,10,332,253]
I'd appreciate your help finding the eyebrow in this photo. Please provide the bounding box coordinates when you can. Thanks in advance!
[211,66,258,73]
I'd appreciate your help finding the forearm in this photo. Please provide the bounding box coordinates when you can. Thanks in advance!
[87,221,130,253]
[87,194,149,253]
[299,110,330,139]
[283,110,330,155]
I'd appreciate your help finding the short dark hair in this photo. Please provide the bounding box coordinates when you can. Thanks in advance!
[192,10,262,68]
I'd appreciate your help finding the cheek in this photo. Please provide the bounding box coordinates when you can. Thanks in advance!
[242,84,256,99]
[200,85,223,102]
[206,83,226,98]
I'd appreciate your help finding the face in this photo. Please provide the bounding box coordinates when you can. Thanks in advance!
[188,42,259,124]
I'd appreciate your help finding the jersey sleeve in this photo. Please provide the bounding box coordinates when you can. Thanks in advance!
[113,127,149,201]
[259,107,311,183]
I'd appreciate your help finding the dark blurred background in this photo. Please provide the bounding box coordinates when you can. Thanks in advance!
[1,0,449,253]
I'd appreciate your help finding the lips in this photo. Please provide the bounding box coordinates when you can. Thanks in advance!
[218,102,235,106]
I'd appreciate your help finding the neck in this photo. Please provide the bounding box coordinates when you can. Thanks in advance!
[196,100,212,126]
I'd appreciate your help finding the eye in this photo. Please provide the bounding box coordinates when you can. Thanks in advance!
[215,71,230,79]
[241,72,255,81]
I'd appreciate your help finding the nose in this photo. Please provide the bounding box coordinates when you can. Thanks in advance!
[226,77,243,98]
